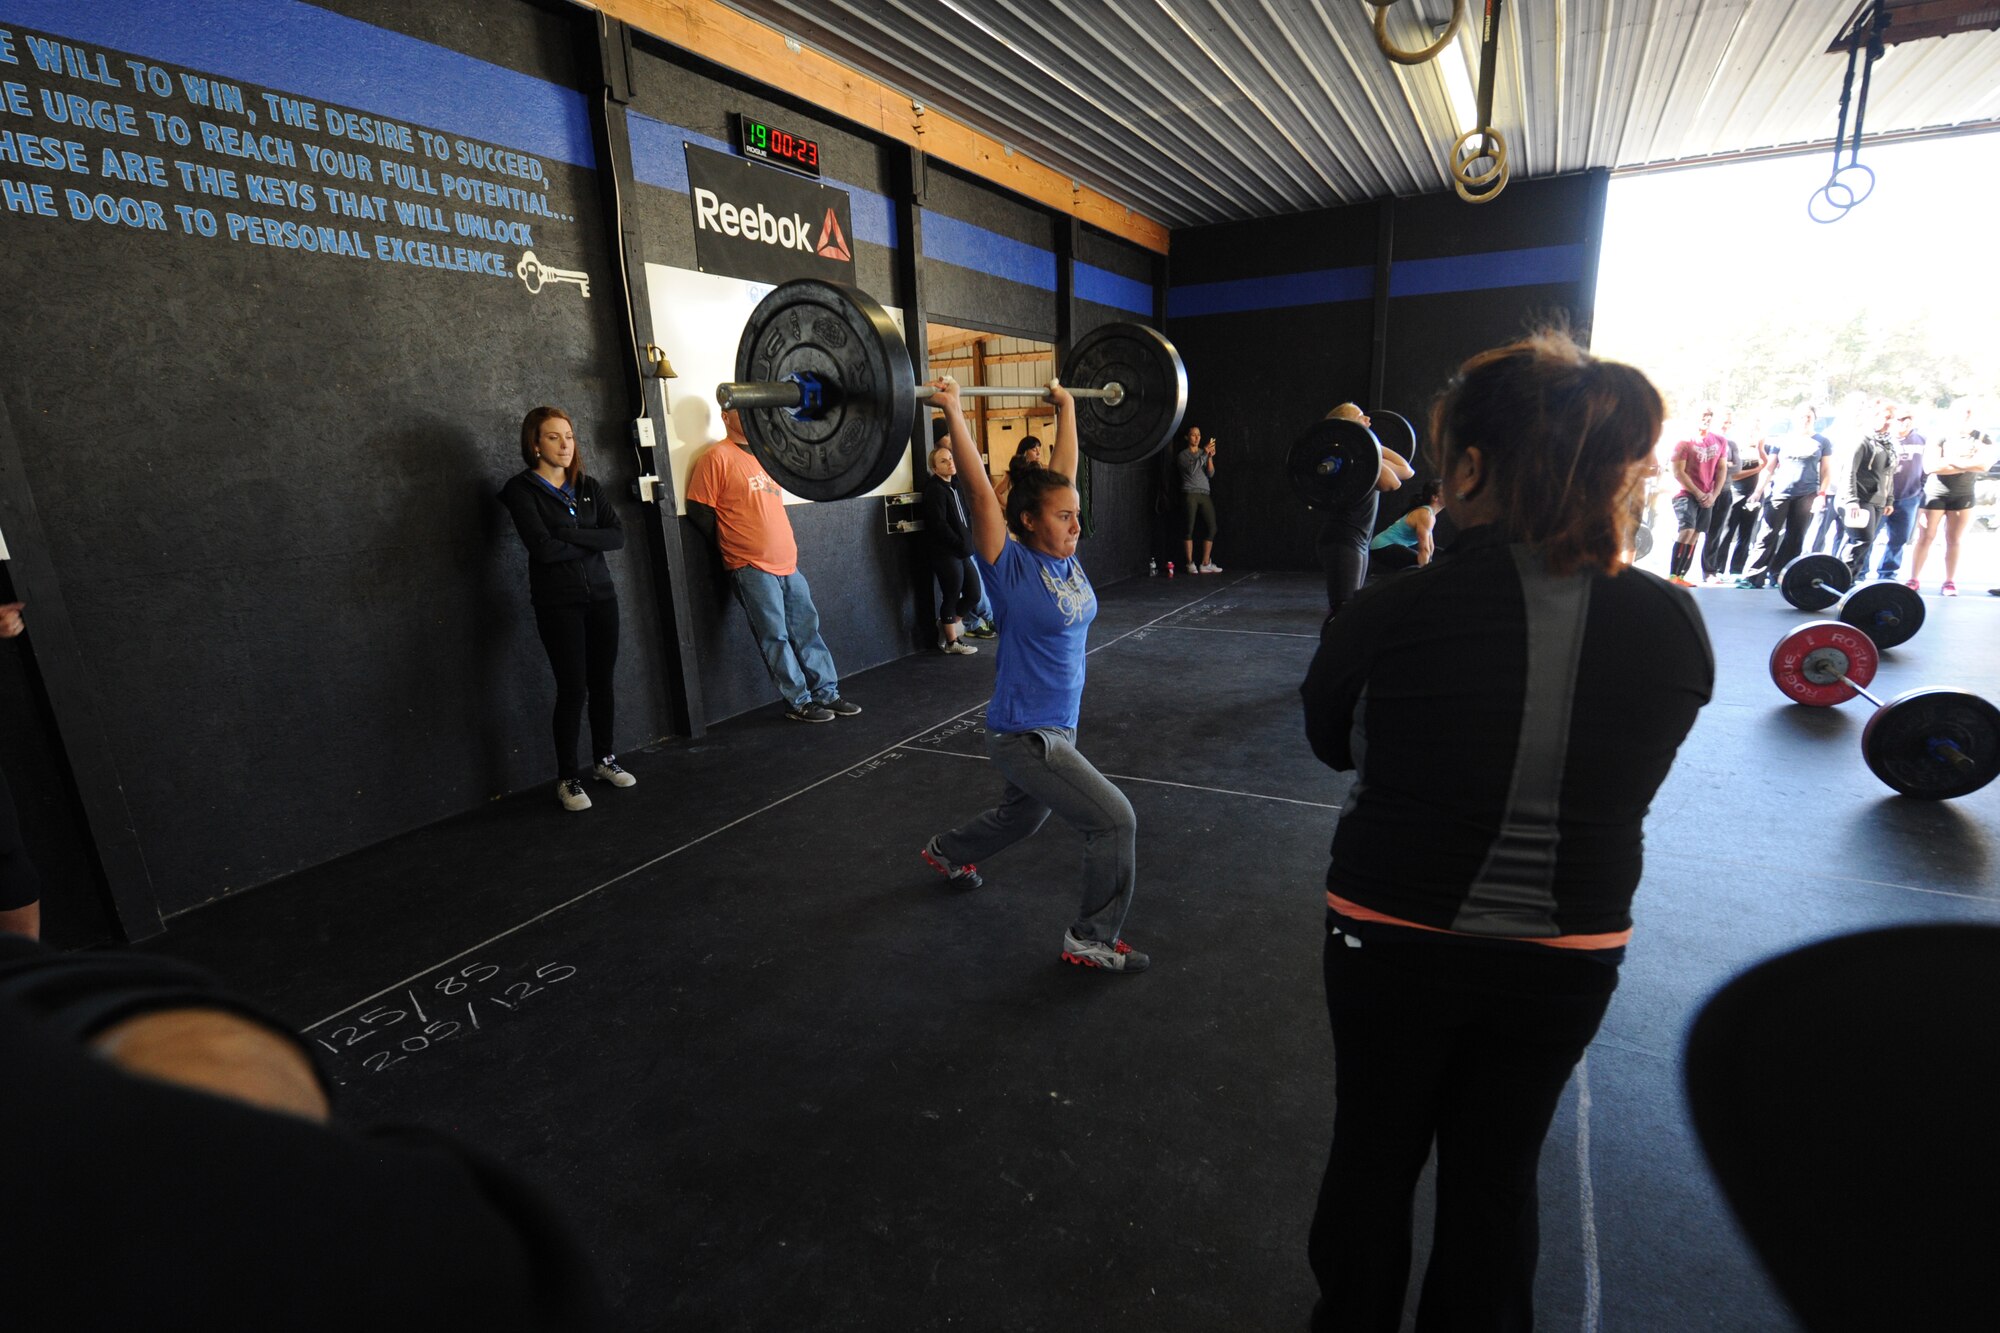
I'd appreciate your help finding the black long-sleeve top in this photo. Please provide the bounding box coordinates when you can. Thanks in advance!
[922,473,973,558]
[1301,524,1713,953]
[498,471,624,607]
[0,934,607,1331]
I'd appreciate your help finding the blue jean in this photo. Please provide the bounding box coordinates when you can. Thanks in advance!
[971,567,993,625]
[937,727,1137,942]
[1873,501,1919,578]
[731,566,841,709]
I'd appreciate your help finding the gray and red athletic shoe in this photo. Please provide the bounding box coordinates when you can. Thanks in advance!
[1061,931,1150,973]
[921,837,983,889]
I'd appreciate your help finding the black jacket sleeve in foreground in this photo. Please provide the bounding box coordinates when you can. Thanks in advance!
[0,936,608,1332]
[1301,590,1386,771]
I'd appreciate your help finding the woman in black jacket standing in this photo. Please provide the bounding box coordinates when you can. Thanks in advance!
[923,441,982,656]
[499,406,634,811]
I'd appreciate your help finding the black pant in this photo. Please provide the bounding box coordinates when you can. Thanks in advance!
[929,550,979,624]
[1698,495,1734,577]
[1709,496,1760,576]
[534,598,619,780]
[1808,497,1842,554]
[1839,508,1884,580]
[1310,925,1616,1333]
[1318,520,1373,614]
[1744,494,1816,585]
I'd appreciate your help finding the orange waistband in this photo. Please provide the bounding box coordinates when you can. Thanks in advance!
[1326,891,1633,951]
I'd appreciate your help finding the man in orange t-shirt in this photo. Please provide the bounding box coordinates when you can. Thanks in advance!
[684,410,858,723]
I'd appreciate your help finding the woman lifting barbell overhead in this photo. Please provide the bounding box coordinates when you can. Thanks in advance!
[1298,330,1714,1331]
[918,378,1147,974]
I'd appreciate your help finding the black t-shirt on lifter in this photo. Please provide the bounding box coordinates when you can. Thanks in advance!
[1302,524,1713,956]
[0,935,607,1332]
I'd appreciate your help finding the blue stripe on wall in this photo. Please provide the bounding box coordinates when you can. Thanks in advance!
[0,0,595,168]
[921,211,1057,292]
[1168,244,1592,317]
[624,111,897,251]
[1167,265,1374,318]
[1388,244,1588,298]
[1077,262,1152,316]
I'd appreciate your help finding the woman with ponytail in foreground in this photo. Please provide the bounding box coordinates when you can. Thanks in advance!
[1299,331,1714,1332]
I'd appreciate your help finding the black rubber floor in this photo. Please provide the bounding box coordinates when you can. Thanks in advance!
[146,573,2000,1332]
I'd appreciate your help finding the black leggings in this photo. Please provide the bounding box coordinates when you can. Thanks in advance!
[1317,520,1372,614]
[534,599,619,780]
[0,762,40,912]
[929,550,979,624]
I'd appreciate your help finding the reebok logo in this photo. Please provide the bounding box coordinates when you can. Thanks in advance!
[694,188,814,252]
[816,207,850,261]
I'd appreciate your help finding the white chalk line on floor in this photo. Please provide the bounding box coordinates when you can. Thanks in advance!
[1577,1053,1603,1333]
[302,575,1266,1034]
[1142,623,1318,639]
[894,744,1343,811]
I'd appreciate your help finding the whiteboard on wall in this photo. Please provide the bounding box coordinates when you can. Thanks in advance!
[645,264,915,514]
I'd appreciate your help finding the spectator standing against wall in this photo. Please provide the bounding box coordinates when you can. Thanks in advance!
[1176,426,1222,573]
[686,408,862,724]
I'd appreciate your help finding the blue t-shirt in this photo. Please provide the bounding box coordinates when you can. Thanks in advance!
[976,538,1096,732]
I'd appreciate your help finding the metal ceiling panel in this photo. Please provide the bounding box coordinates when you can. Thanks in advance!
[715,1,2000,226]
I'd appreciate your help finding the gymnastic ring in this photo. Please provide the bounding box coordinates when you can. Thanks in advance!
[1373,0,1465,65]
[1808,183,1853,224]
[1450,126,1509,203]
[1829,161,1876,207]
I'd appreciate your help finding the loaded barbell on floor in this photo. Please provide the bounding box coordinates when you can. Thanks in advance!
[713,279,1189,501]
[1777,553,1925,649]
[1768,621,2000,800]
[1283,408,1420,512]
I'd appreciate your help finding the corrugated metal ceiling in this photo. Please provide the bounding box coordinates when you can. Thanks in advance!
[716,1,2000,227]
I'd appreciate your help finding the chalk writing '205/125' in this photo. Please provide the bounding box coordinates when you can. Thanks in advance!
[320,961,577,1074]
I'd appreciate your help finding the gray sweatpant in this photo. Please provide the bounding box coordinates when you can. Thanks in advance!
[936,726,1137,942]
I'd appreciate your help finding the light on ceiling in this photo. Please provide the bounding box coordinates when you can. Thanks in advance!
[1436,24,1480,134]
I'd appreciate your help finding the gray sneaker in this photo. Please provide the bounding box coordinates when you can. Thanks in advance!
[787,703,836,723]
[556,779,592,812]
[593,758,636,788]
[821,697,862,717]
[1061,931,1149,973]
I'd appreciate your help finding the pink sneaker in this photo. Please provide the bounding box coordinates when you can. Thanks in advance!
[1904,579,1920,592]
[1942,582,1957,597]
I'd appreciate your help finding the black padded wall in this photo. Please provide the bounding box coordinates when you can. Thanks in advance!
[921,162,1058,339]
[1075,226,1165,580]
[1166,172,1610,571]
[0,0,674,916]
[1167,207,1381,572]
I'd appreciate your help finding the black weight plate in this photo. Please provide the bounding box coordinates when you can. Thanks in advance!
[734,280,915,501]
[1372,409,1418,465]
[1286,418,1382,512]
[1062,322,1187,465]
[1838,580,1926,649]
[1632,523,1654,560]
[1861,688,2000,800]
[1779,553,1850,611]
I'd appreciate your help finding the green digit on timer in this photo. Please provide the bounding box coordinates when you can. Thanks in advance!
[749,120,767,150]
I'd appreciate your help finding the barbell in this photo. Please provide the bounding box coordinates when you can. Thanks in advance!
[713,280,1189,501]
[1777,553,1925,648]
[1768,621,2000,800]
[1283,409,1420,513]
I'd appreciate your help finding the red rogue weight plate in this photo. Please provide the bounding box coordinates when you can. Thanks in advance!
[1769,621,1880,707]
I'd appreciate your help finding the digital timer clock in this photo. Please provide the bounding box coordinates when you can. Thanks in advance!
[735,114,822,179]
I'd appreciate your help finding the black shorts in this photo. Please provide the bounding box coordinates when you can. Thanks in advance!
[1922,496,1977,512]
[1671,494,1711,531]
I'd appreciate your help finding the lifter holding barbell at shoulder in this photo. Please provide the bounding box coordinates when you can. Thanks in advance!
[918,378,1148,973]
